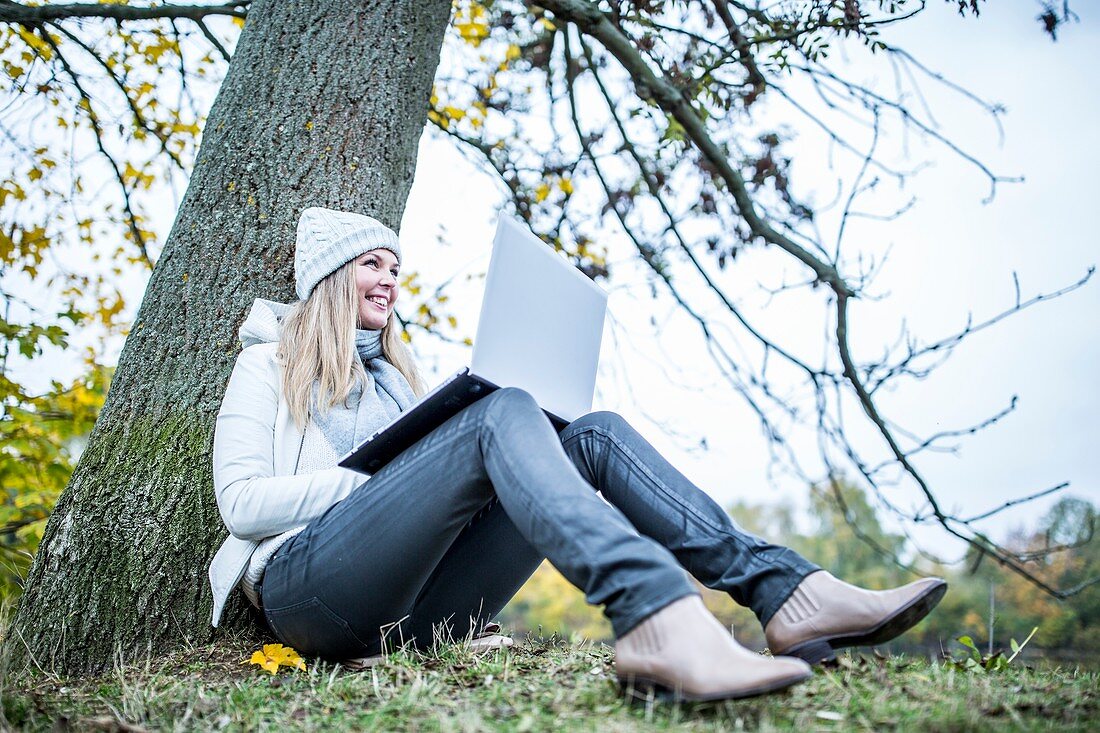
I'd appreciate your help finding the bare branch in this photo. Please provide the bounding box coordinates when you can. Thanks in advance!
[195,17,232,64]
[574,35,825,384]
[47,22,188,171]
[834,105,881,263]
[710,0,766,91]
[34,26,154,268]
[533,0,1099,598]
[0,0,248,24]
[792,61,1021,202]
[962,483,1070,525]
[868,397,1019,475]
[867,268,1095,393]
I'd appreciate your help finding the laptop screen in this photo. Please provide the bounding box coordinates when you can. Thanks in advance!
[469,217,608,423]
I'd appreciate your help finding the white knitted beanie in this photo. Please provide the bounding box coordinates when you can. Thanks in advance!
[294,206,402,300]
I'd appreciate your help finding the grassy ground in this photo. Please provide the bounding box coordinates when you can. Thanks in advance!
[2,632,1097,732]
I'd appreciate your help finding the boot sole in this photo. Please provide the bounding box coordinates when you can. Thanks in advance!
[617,669,811,703]
[783,579,948,664]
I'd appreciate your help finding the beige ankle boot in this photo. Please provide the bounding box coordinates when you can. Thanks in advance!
[616,595,812,702]
[765,571,947,664]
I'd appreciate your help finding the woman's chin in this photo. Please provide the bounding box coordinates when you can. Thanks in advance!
[358,312,388,331]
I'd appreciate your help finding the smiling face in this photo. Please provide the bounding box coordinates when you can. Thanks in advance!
[355,248,400,330]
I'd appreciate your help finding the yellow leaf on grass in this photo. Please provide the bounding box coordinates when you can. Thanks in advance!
[248,643,306,675]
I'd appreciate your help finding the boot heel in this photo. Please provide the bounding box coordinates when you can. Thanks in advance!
[786,639,835,665]
[618,674,673,702]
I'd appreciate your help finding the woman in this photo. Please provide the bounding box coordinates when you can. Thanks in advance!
[209,206,946,702]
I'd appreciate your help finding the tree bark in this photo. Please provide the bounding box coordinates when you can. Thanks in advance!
[5,0,452,674]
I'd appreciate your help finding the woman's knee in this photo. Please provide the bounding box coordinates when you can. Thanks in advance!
[565,410,630,437]
[481,386,539,415]
[472,387,542,437]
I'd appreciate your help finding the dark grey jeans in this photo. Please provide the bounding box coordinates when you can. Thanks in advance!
[260,388,818,660]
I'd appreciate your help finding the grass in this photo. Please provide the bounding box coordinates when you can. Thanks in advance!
[2,631,1098,732]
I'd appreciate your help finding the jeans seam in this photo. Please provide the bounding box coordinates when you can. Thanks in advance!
[564,423,809,578]
[482,409,695,634]
[380,412,481,483]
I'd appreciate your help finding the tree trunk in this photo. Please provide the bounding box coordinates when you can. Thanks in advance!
[6,0,452,674]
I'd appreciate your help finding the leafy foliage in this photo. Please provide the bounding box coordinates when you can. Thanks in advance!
[1,7,233,605]
[0,355,109,598]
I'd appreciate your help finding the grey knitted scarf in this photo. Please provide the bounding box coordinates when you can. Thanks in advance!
[311,328,416,457]
[237,298,416,458]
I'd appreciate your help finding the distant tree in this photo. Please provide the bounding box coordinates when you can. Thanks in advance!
[994,498,1099,651]
[0,360,107,597]
[499,560,611,640]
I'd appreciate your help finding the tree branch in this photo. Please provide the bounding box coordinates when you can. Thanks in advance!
[534,0,1098,598]
[0,0,248,24]
[34,26,154,268]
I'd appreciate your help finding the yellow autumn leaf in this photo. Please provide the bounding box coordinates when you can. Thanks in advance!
[427,109,448,129]
[247,643,306,675]
[16,28,54,60]
[455,21,489,46]
[559,177,574,195]
[454,2,490,47]
[506,44,521,61]
[535,183,550,202]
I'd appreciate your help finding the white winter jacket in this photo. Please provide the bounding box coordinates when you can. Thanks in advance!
[208,297,415,626]
[206,299,374,625]
[207,340,368,625]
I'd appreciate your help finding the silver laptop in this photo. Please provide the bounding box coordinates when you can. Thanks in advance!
[339,216,607,476]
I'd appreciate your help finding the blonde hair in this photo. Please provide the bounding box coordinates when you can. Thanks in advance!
[279,259,426,431]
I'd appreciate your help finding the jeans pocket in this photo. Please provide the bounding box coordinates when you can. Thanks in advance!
[264,597,367,661]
